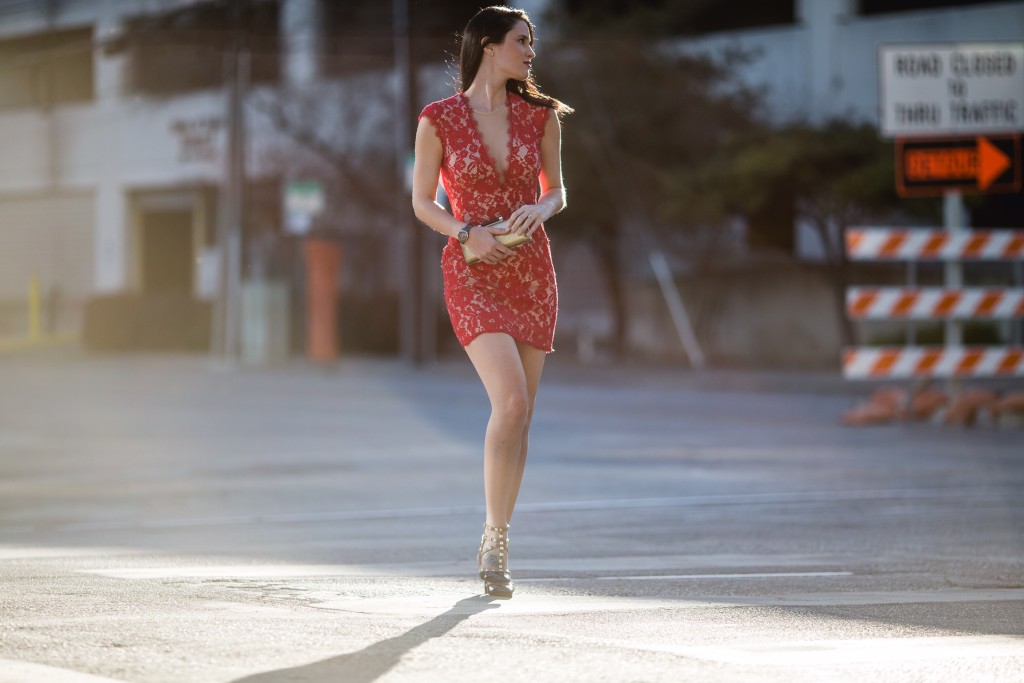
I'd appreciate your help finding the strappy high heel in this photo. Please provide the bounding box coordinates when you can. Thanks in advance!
[477,522,513,598]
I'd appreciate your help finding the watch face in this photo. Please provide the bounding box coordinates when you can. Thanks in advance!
[457,228,469,244]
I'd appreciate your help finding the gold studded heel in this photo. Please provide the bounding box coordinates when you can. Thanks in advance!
[477,522,513,598]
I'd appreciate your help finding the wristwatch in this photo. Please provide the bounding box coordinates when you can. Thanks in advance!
[456,224,473,244]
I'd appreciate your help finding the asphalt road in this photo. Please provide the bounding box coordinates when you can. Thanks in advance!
[1,353,1022,682]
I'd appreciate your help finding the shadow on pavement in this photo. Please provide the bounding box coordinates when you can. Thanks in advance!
[229,594,501,683]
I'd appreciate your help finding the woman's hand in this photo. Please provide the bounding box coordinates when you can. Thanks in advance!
[466,222,514,266]
[507,203,546,237]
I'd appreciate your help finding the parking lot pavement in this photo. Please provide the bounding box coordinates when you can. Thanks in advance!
[1,353,1022,682]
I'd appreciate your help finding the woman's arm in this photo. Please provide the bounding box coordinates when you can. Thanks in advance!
[411,116,513,264]
[411,117,464,238]
[508,109,566,236]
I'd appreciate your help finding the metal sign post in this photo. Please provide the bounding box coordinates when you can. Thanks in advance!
[942,192,966,352]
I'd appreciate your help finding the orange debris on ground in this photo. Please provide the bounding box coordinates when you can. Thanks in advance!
[842,385,1023,429]
[944,389,999,427]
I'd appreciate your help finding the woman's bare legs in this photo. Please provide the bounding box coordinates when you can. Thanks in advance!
[464,333,546,529]
[505,339,546,522]
[465,333,546,595]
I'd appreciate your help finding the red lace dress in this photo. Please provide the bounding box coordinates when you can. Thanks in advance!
[419,92,558,353]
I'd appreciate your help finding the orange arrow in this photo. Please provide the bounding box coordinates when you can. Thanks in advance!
[977,136,1010,190]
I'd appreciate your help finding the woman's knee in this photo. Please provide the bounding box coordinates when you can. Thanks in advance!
[493,390,530,428]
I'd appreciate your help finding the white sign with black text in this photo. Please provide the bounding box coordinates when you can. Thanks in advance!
[879,43,1024,138]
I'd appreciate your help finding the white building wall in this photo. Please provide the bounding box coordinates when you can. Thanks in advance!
[798,0,857,124]
[0,192,94,297]
[1,0,1023,307]
[674,25,807,123]
[0,0,94,39]
[0,109,53,190]
[680,1,1024,126]
[833,4,1024,124]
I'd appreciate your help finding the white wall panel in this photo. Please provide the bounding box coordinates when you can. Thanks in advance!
[0,192,94,301]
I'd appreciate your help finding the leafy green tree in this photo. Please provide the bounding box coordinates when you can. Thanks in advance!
[665,121,937,344]
[536,41,760,356]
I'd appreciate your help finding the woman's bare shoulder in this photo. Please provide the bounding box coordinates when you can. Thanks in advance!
[420,93,462,120]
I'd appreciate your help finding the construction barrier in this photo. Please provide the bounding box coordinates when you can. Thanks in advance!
[843,346,1024,380]
[843,226,1023,380]
[846,228,1024,261]
[842,226,1024,427]
[847,287,1024,320]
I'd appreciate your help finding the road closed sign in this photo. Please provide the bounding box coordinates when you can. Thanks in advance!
[879,43,1024,138]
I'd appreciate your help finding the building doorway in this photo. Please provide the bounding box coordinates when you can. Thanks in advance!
[139,209,193,294]
[130,188,212,297]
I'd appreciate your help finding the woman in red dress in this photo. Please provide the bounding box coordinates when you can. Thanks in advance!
[412,5,572,598]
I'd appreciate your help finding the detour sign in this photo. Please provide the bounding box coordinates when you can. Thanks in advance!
[896,135,1021,197]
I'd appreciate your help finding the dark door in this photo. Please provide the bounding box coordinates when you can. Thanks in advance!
[140,210,192,294]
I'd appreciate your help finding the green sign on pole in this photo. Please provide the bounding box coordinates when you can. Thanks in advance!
[284,179,325,235]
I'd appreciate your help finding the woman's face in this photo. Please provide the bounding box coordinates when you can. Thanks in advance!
[489,19,535,81]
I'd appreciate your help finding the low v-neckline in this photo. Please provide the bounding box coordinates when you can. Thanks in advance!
[461,92,513,186]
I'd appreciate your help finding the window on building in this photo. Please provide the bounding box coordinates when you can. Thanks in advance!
[859,0,1012,15]
[0,27,93,110]
[117,0,280,96]
[561,0,796,36]
[318,0,490,75]
[687,0,796,34]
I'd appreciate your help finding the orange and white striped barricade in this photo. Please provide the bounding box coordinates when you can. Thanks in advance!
[843,227,1023,381]
[844,346,1024,380]
[847,287,1024,320]
[846,228,1024,262]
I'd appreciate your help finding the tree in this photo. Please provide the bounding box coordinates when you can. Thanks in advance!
[665,121,937,345]
[535,40,761,357]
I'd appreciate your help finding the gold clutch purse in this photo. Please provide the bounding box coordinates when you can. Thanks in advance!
[462,218,532,265]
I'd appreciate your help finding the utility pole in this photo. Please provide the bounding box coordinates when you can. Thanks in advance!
[211,0,248,364]
[393,0,427,364]
[42,0,58,189]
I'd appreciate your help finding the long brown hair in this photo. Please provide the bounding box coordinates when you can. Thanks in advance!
[459,5,573,116]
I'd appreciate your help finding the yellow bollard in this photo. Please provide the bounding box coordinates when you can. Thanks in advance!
[28,275,41,342]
